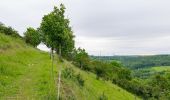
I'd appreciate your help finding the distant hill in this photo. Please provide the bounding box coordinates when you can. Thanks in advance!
[0,33,139,99]
[91,55,170,69]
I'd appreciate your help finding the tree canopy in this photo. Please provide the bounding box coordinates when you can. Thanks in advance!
[74,48,89,69]
[24,27,41,47]
[40,4,74,57]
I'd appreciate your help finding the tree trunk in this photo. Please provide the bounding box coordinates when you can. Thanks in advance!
[80,61,82,69]
[58,45,62,99]
[50,49,52,59]
[51,48,55,82]
[59,44,62,59]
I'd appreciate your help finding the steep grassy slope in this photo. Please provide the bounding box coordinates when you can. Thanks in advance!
[0,33,139,100]
[0,33,57,99]
[61,62,140,100]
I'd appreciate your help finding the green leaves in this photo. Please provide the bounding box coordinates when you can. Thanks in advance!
[73,48,90,69]
[0,23,21,38]
[40,4,74,58]
[24,27,41,47]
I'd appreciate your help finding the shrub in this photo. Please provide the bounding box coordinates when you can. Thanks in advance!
[99,92,108,100]
[62,67,74,79]
[76,73,84,87]
[24,27,41,47]
[62,67,85,87]
[0,23,21,38]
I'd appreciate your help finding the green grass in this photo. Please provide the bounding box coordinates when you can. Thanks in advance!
[151,66,170,72]
[0,33,140,100]
[0,34,57,99]
[61,62,140,100]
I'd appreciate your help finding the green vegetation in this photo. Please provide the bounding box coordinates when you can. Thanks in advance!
[72,48,90,70]
[40,4,74,58]
[24,27,41,47]
[91,56,170,99]
[61,62,139,100]
[92,55,170,69]
[0,33,139,99]
[151,66,170,71]
[0,33,57,99]
[133,66,170,79]
[2,3,170,100]
[0,23,21,38]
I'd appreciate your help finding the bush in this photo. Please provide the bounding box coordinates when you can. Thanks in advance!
[62,67,74,79]
[62,67,85,87]
[24,27,41,47]
[99,92,108,100]
[76,73,84,87]
[0,23,21,38]
[73,48,90,70]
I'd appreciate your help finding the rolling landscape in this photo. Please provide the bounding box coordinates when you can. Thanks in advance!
[1,0,170,100]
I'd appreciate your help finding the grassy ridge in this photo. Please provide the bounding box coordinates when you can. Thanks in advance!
[0,33,139,100]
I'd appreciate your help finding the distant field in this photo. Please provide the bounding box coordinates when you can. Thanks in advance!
[151,66,170,72]
[133,66,170,79]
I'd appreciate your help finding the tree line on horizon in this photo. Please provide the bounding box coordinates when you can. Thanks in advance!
[93,55,170,69]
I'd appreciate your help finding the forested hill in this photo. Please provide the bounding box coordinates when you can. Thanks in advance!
[91,55,170,69]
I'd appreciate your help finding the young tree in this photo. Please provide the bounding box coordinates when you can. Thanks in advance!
[40,4,74,58]
[74,48,89,69]
[24,27,41,47]
[40,4,75,99]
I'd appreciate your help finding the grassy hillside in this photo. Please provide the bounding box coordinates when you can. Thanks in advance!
[0,33,139,100]
[0,33,57,99]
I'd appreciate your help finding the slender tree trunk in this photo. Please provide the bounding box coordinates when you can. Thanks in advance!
[58,44,62,100]
[59,44,62,59]
[51,48,54,82]
[80,61,82,69]
[50,49,52,59]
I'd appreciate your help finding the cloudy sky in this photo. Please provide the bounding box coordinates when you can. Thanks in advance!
[1,0,170,55]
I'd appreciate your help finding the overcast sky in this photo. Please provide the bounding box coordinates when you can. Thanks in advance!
[1,0,170,55]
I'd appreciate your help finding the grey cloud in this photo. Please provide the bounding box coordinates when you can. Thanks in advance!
[1,0,170,55]
[62,0,170,38]
[0,0,54,35]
